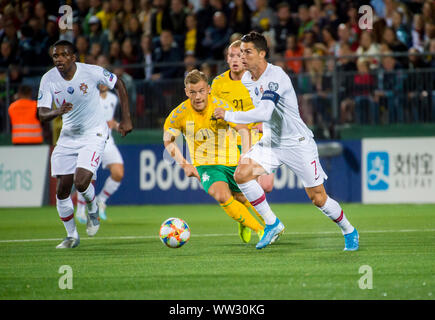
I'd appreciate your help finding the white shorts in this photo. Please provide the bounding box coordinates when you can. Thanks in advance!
[243,137,328,188]
[51,134,107,179]
[102,138,124,169]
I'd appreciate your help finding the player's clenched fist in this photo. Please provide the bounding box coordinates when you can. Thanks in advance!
[118,119,133,137]
[58,102,73,115]
[213,107,226,120]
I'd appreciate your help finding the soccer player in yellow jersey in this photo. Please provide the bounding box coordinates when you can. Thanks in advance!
[163,69,264,243]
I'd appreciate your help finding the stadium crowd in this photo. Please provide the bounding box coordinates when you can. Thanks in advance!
[1,0,435,133]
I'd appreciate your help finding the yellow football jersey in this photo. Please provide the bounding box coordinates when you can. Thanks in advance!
[164,94,241,166]
[211,70,261,144]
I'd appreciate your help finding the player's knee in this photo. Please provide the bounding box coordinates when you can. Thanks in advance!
[234,165,250,184]
[213,191,232,204]
[111,166,124,182]
[74,177,91,193]
[310,192,327,207]
[260,180,274,193]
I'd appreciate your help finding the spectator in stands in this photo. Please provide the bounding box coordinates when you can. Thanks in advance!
[109,40,122,64]
[320,1,341,34]
[89,42,103,62]
[0,41,18,69]
[196,0,214,32]
[273,2,298,54]
[138,0,153,36]
[8,85,43,145]
[152,29,183,80]
[95,0,114,30]
[96,53,111,69]
[75,35,89,63]
[170,0,188,40]
[184,13,204,58]
[0,20,18,56]
[407,47,429,122]
[229,0,252,35]
[422,0,435,24]
[113,63,137,117]
[121,37,141,78]
[352,60,377,124]
[202,11,232,60]
[183,51,198,77]
[297,4,313,39]
[382,26,408,66]
[411,14,425,52]
[321,25,337,56]
[120,0,138,30]
[374,51,406,123]
[392,10,411,48]
[150,0,173,41]
[125,15,143,47]
[356,30,381,70]
[423,21,435,49]
[335,23,358,54]
[140,34,154,80]
[18,25,37,76]
[284,34,304,74]
[88,16,110,54]
[251,0,276,32]
[372,17,387,44]
[83,0,103,36]
[104,17,125,44]
[210,0,231,20]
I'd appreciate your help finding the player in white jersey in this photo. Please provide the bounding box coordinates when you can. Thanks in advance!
[214,32,359,250]
[37,40,133,249]
[76,84,124,223]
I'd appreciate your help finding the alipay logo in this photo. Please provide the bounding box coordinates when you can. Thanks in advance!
[367,152,389,190]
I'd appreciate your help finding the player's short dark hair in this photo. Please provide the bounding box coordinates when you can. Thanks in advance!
[53,39,77,54]
[241,31,269,57]
[17,85,32,97]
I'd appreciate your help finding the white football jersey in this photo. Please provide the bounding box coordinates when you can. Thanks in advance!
[37,62,118,147]
[241,63,313,147]
[100,91,119,137]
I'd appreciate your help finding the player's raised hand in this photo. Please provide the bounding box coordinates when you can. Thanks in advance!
[58,102,73,115]
[118,119,133,137]
[181,163,200,182]
[213,108,226,120]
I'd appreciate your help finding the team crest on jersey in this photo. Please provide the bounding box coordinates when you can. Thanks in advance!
[268,82,279,91]
[255,87,259,96]
[260,85,264,94]
[79,83,88,94]
[67,86,74,94]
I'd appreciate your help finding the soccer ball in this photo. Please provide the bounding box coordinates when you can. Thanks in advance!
[159,217,190,248]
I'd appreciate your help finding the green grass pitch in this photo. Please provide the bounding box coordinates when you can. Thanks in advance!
[0,203,434,300]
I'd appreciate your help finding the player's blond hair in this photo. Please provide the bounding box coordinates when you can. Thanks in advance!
[229,40,242,49]
[184,69,208,86]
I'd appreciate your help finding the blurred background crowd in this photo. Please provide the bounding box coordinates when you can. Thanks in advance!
[1,0,435,139]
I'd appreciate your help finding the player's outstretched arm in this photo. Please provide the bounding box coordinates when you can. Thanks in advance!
[114,78,133,137]
[163,131,200,181]
[37,103,73,122]
[214,99,274,124]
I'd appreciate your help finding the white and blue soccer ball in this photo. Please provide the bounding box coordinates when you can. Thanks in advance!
[159,217,190,248]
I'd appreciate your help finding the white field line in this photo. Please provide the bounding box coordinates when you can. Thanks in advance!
[0,229,434,244]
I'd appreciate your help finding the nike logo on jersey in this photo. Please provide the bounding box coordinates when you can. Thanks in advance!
[54,91,62,94]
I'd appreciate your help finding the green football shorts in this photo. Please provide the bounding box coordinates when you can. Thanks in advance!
[196,165,241,194]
